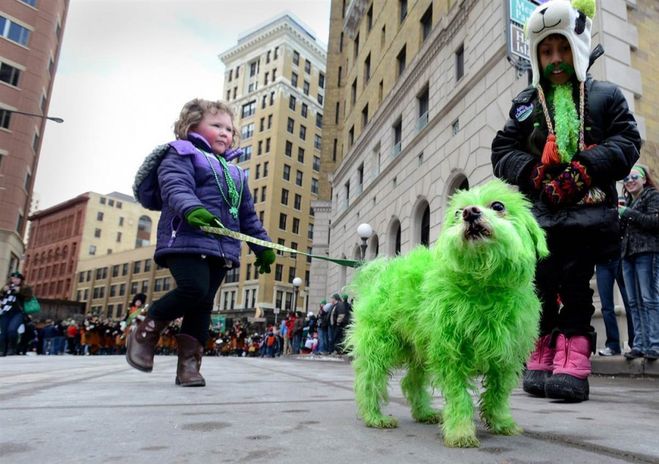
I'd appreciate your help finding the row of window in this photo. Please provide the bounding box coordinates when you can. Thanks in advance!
[89,303,123,320]
[30,261,75,282]
[77,276,173,304]
[288,95,323,129]
[34,278,70,298]
[98,196,123,208]
[78,259,157,283]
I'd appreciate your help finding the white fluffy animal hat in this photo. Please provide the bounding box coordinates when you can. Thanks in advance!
[526,0,596,86]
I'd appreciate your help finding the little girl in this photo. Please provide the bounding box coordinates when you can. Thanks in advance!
[127,98,275,386]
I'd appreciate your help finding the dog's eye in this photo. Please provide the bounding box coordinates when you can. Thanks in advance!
[491,201,505,212]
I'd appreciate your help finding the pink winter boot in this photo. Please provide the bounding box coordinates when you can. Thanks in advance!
[523,334,555,397]
[544,334,592,402]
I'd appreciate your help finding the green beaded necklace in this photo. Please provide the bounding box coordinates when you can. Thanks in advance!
[201,150,243,219]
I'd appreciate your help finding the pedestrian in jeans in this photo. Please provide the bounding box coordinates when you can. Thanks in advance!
[595,255,634,356]
[316,301,330,354]
[619,164,659,361]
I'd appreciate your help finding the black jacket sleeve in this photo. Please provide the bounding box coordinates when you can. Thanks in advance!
[491,87,538,193]
[572,83,641,183]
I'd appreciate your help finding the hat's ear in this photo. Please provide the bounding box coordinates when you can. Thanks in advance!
[572,0,596,19]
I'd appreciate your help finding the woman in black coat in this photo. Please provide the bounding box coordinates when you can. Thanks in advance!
[619,165,659,361]
[0,272,33,356]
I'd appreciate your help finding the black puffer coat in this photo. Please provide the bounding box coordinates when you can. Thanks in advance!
[620,186,659,258]
[491,78,641,259]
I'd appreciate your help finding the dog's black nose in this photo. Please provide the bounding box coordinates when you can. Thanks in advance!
[462,206,482,223]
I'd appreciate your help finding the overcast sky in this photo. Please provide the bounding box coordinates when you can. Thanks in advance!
[33,0,331,210]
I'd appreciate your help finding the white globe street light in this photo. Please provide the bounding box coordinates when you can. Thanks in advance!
[292,276,303,312]
[357,223,373,260]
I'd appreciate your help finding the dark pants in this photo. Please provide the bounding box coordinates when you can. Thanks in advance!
[0,309,23,355]
[149,254,227,345]
[536,237,597,337]
[596,258,634,351]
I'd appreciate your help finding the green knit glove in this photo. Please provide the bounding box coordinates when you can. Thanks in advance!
[185,207,221,228]
[618,205,627,217]
[255,249,276,274]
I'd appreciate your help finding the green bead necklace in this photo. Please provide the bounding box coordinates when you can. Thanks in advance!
[201,150,243,219]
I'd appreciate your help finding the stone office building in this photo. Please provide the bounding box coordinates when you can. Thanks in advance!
[310,0,645,302]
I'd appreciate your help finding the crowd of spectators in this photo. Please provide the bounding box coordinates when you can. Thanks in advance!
[5,293,354,359]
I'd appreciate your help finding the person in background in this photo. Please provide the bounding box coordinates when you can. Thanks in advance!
[316,300,329,354]
[595,238,634,356]
[328,293,347,354]
[0,272,33,356]
[126,98,275,387]
[125,293,147,327]
[619,164,659,361]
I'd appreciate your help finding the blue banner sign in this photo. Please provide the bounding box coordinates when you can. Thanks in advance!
[509,0,539,25]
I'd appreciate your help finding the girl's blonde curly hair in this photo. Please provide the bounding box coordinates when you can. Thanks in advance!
[173,98,239,147]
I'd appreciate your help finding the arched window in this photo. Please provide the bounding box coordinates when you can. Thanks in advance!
[370,234,379,259]
[388,219,401,256]
[420,206,430,247]
[136,216,153,248]
[395,226,401,255]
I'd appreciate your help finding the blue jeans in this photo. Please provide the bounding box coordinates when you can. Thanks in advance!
[622,253,659,354]
[596,258,634,352]
[317,327,329,353]
[0,309,23,354]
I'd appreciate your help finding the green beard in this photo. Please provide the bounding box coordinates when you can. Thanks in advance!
[543,62,575,80]
[550,82,579,162]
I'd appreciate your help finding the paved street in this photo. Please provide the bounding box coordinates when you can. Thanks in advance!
[1,354,658,464]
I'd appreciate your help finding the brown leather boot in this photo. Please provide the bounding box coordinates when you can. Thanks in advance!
[125,316,168,372]
[175,333,206,387]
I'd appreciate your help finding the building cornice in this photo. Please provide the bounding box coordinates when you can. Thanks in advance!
[28,193,89,220]
[219,19,327,64]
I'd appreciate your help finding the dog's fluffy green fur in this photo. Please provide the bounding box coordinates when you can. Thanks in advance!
[345,180,548,448]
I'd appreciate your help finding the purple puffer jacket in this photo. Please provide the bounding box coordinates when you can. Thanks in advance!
[154,133,270,267]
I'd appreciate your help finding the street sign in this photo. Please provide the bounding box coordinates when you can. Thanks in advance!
[506,0,544,72]
[510,23,531,60]
[509,0,538,25]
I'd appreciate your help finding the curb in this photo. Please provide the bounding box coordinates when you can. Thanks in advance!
[297,354,659,377]
[591,356,658,377]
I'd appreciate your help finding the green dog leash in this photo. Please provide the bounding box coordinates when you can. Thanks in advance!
[200,225,361,268]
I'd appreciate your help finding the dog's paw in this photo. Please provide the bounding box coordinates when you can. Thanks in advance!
[487,420,523,436]
[412,408,442,424]
[363,414,399,429]
[443,433,480,448]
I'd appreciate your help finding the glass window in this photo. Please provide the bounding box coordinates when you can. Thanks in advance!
[1,16,31,46]
[0,62,21,86]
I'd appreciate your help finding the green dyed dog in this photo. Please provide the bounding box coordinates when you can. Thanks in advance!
[345,180,548,448]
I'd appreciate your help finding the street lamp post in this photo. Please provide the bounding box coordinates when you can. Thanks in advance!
[6,109,64,124]
[357,223,373,261]
[292,277,303,313]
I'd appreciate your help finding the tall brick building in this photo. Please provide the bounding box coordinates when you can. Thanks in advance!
[0,0,69,279]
